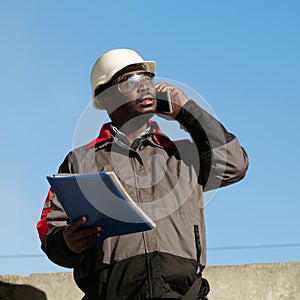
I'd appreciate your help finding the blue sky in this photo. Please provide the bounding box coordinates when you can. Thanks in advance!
[0,1,299,275]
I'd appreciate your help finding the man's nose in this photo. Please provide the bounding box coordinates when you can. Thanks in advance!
[137,79,149,92]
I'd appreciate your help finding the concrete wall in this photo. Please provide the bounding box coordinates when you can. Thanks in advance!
[1,262,299,300]
[204,262,300,300]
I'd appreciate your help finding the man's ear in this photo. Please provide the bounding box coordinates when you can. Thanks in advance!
[95,85,118,112]
[99,96,113,111]
[98,95,109,109]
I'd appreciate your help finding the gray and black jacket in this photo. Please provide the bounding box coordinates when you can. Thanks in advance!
[37,100,248,300]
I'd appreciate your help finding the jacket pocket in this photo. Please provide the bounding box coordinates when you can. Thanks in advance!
[194,225,201,264]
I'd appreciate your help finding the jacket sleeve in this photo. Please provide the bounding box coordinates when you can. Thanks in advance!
[176,100,249,191]
[37,152,82,268]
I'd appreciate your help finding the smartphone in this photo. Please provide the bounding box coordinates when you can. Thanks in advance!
[156,89,174,114]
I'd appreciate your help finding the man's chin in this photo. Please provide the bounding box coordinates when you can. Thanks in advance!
[134,110,154,119]
[129,111,154,124]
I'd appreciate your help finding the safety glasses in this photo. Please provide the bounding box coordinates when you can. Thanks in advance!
[117,72,155,94]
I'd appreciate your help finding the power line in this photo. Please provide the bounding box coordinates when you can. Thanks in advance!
[1,243,300,259]
[208,243,300,251]
[0,254,44,259]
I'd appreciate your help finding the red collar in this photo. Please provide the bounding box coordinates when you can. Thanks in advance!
[87,120,175,150]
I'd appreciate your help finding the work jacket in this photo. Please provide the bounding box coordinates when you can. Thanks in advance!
[37,100,248,300]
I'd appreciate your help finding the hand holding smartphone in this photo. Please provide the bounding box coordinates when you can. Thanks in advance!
[156,89,174,114]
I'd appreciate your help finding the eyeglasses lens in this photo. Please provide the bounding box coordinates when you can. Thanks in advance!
[118,73,154,93]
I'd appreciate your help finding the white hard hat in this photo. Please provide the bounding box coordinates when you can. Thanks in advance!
[90,49,156,110]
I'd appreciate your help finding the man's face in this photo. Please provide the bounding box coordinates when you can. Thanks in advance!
[105,69,157,122]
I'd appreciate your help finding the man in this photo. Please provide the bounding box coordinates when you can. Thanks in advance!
[37,48,248,300]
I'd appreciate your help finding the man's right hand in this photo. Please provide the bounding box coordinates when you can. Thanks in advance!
[63,216,102,254]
